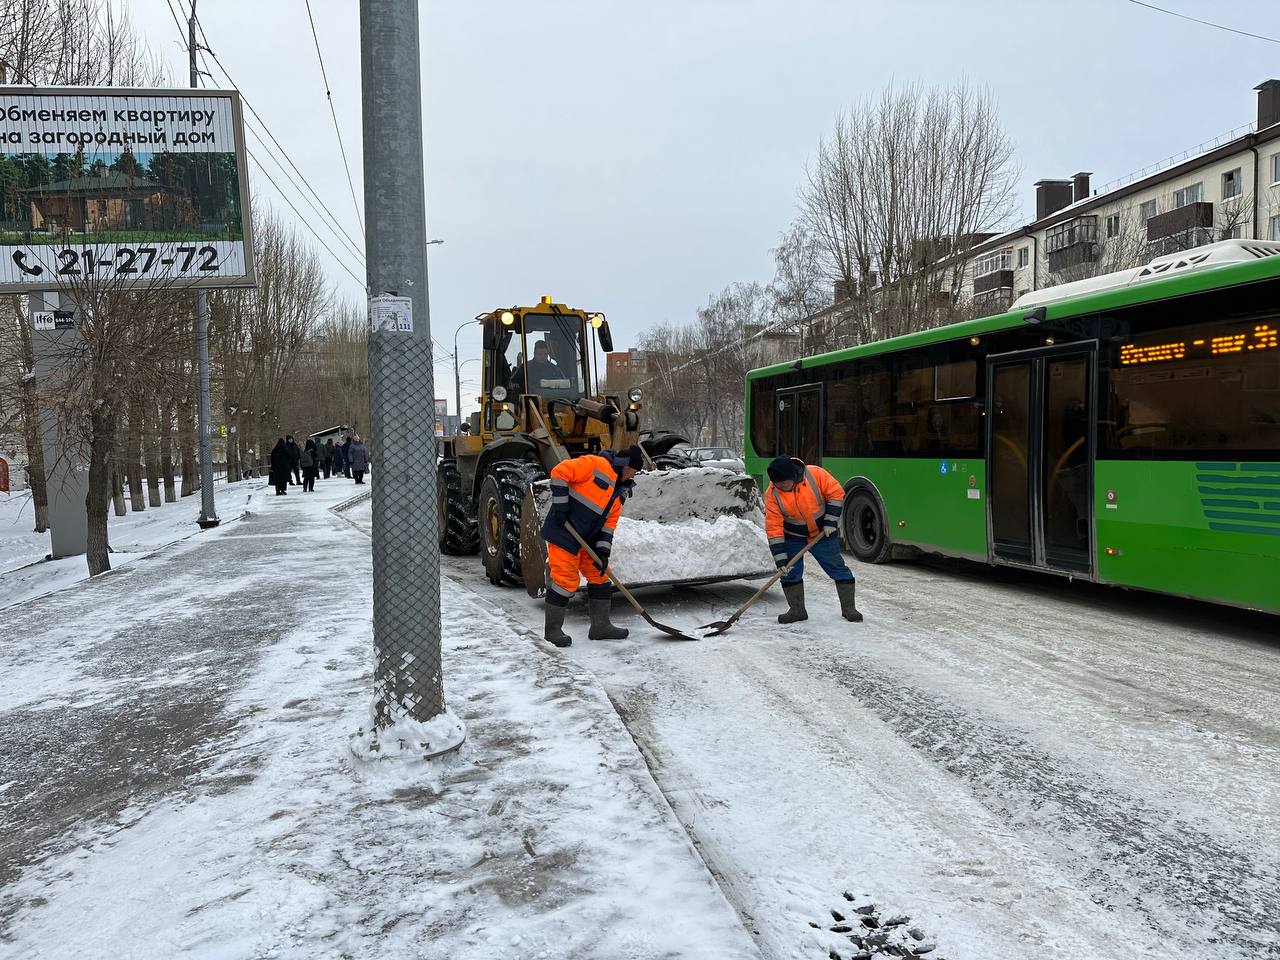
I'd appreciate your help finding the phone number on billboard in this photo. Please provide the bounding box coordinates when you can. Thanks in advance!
[27,245,222,277]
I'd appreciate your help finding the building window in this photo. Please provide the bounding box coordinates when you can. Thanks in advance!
[1222,168,1242,199]
[1173,182,1203,208]
[1017,247,1029,269]
[1272,153,1280,185]
[1106,214,1121,238]
[1140,199,1159,224]
[1272,214,1280,241]
[975,248,1013,276]
[1224,224,1244,240]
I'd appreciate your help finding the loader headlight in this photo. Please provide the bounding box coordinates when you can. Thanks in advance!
[499,310,515,326]
[589,312,606,329]
[627,387,642,402]
[491,385,507,401]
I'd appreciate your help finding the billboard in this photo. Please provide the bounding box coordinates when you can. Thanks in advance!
[0,87,254,292]
[434,398,448,437]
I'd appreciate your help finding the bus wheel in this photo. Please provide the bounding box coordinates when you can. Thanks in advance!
[844,489,892,564]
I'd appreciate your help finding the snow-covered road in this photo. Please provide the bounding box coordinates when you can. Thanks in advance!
[433,540,1280,960]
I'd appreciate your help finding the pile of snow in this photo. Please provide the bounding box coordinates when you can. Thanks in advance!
[610,513,774,585]
[350,706,467,760]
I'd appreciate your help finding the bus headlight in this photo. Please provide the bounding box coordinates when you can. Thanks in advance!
[627,387,642,402]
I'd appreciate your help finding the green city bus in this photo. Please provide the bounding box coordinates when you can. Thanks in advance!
[744,239,1280,614]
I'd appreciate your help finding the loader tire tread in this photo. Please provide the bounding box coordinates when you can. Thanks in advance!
[438,459,478,556]
[481,460,545,587]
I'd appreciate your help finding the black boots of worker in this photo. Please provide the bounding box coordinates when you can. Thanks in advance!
[836,580,863,623]
[587,584,629,640]
[544,603,572,647]
[777,580,863,624]
[778,581,807,623]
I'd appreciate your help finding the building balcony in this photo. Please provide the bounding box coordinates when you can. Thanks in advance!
[973,269,1014,295]
[973,287,1013,317]
[1146,201,1213,241]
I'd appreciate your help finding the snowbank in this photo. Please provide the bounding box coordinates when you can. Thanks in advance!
[610,513,775,584]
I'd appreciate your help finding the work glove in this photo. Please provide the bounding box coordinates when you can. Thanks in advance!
[617,478,636,503]
[594,543,612,573]
[822,520,839,539]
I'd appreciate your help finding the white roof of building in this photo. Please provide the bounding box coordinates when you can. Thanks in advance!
[1010,239,1280,310]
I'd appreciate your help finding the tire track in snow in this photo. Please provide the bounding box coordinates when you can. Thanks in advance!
[813,653,1280,957]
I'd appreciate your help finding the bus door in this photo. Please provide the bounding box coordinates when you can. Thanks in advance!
[776,384,823,465]
[986,345,1094,575]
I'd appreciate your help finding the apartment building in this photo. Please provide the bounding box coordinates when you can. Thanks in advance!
[960,79,1280,316]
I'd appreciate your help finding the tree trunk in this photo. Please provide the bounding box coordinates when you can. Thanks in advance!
[126,397,146,511]
[179,381,196,497]
[144,400,162,508]
[111,457,126,516]
[86,406,118,577]
[18,322,49,532]
[162,401,177,502]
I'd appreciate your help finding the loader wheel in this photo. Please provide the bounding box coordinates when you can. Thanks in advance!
[437,459,478,556]
[844,489,892,564]
[479,461,545,586]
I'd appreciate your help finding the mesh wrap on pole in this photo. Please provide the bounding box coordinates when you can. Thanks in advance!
[361,0,446,730]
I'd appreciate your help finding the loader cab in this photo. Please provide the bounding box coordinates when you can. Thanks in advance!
[479,298,613,433]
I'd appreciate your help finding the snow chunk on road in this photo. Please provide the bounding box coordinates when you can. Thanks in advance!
[611,514,775,584]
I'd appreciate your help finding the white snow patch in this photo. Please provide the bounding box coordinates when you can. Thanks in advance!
[349,705,467,760]
[610,514,774,584]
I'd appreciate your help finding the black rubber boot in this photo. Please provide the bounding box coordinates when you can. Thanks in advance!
[544,603,572,647]
[836,580,863,623]
[778,581,808,624]
[588,599,629,640]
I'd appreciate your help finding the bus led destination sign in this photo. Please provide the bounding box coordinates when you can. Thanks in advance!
[1119,323,1278,365]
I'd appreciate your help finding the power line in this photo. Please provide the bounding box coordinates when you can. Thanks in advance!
[1124,0,1280,45]
[180,10,367,268]
[304,0,366,236]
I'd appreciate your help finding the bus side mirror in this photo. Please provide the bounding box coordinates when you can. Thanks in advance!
[597,319,614,353]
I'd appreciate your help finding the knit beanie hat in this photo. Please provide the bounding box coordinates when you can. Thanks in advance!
[767,456,803,483]
[612,445,644,471]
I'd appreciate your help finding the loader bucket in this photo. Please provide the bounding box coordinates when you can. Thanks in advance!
[519,466,777,597]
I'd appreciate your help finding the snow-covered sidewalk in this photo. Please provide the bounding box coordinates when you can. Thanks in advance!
[0,478,757,959]
[0,480,264,609]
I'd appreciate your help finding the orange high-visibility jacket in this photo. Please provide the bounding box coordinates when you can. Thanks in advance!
[764,460,845,559]
[540,454,624,557]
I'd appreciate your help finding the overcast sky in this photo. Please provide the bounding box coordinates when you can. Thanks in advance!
[133,0,1279,410]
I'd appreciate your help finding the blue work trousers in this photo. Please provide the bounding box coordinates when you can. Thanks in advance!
[781,534,854,585]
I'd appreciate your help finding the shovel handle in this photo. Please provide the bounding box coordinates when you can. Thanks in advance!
[713,531,828,629]
[564,522,649,617]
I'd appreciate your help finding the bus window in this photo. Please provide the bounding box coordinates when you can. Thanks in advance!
[1105,315,1280,456]
[750,377,777,457]
[824,363,859,457]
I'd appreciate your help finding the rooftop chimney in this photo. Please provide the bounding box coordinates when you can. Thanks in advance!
[1072,172,1092,203]
[1034,179,1075,220]
[1257,79,1280,131]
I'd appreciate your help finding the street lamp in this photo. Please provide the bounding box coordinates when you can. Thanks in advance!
[426,239,444,246]
[452,316,482,430]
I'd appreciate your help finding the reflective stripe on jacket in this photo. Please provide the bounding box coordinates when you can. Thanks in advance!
[541,454,624,556]
[764,461,844,564]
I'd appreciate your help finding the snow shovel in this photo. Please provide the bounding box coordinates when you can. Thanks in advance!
[564,522,703,641]
[699,533,826,636]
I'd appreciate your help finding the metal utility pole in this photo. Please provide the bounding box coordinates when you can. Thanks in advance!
[359,0,461,753]
[450,317,472,429]
[190,0,218,528]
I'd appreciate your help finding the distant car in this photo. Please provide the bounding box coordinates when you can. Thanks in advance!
[685,446,745,473]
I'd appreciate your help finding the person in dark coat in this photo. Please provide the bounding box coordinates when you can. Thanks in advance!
[300,439,319,492]
[333,437,347,477]
[269,438,290,496]
[285,434,302,485]
[348,434,369,484]
[321,438,335,479]
[340,435,353,478]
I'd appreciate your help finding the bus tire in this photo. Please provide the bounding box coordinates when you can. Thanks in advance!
[843,488,892,564]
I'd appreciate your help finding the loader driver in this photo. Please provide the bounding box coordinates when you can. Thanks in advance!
[511,340,565,396]
[540,445,645,647]
[765,455,863,625]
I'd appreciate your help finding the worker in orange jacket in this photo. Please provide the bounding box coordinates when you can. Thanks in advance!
[539,445,644,647]
[764,455,862,624]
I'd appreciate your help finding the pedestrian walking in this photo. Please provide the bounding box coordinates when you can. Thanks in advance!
[285,434,302,485]
[764,455,862,624]
[333,437,347,478]
[348,434,369,484]
[300,439,319,492]
[269,438,290,496]
[242,447,255,480]
[539,445,643,647]
[321,438,335,479]
[340,434,353,478]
